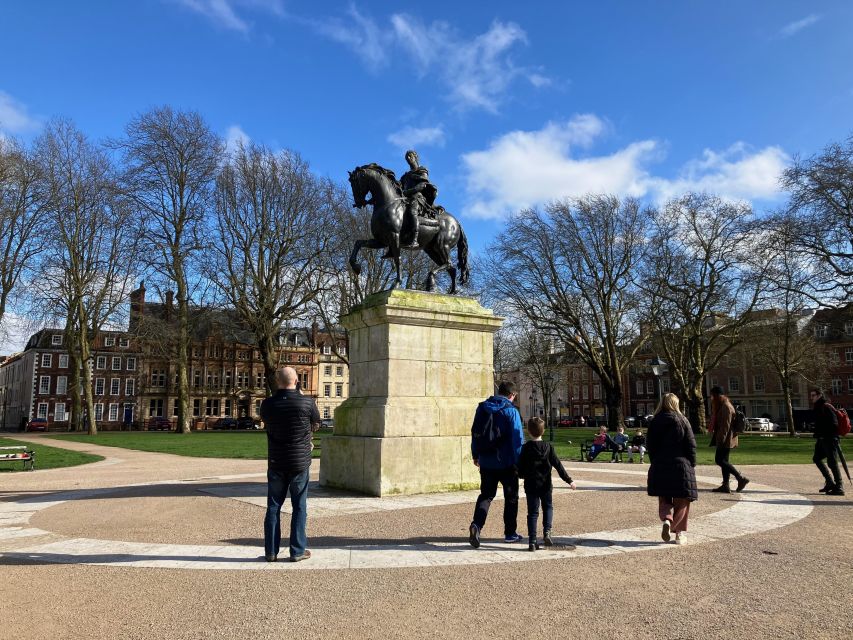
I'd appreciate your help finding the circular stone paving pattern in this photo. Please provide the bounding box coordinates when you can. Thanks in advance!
[0,467,812,571]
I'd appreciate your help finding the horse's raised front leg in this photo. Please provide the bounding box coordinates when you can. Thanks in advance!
[349,238,385,276]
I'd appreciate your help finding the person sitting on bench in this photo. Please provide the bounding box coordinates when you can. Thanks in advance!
[587,426,613,461]
[627,429,647,463]
[611,426,629,462]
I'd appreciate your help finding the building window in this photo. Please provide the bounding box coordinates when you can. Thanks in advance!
[119,337,129,348]
[729,377,740,392]
[192,399,201,417]
[581,386,589,400]
[37,402,48,419]
[237,350,248,360]
[593,384,600,400]
[110,378,120,395]
[323,406,331,419]
[171,400,178,417]
[236,371,249,387]
[662,377,670,393]
[753,375,765,392]
[224,371,232,387]
[205,399,220,416]
[193,347,202,358]
[254,399,261,416]
[39,376,51,394]
[831,378,842,396]
[335,383,343,397]
[55,403,67,421]
[149,399,164,417]
[255,372,264,388]
[104,336,115,347]
[846,347,853,364]
[108,403,119,421]
[94,403,104,421]
[646,379,654,395]
[814,324,828,338]
[323,344,331,355]
[324,365,332,376]
[830,349,840,364]
[636,380,644,396]
[299,372,309,390]
[193,369,202,388]
[339,346,346,356]
[57,376,68,395]
[125,378,134,396]
[845,321,853,337]
[224,399,232,417]
[110,357,120,370]
[52,334,63,345]
[96,356,106,369]
[126,357,136,371]
[59,354,69,368]
[572,384,579,399]
[95,378,105,395]
[41,353,52,368]
[151,369,165,387]
[324,383,331,397]
[847,376,853,393]
[336,366,343,377]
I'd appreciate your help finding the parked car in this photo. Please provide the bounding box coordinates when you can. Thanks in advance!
[746,417,775,432]
[211,417,239,430]
[237,416,262,430]
[320,418,335,429]
[25,418,48,432]
[146,417,172,431]
[557,417,575,428]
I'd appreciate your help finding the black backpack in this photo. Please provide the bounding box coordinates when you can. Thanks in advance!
[732,409,747,434]
[471,404,503,454]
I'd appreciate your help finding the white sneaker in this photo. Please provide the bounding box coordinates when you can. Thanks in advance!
[675,532,687,545]
[661,520,671,542]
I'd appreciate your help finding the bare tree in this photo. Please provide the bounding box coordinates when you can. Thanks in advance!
[643,194,768,432]
[34,120,139,434]
[0,137,48,330]
[483,195,650,430]
[782,134,853,301]
[116,106,221,433]
[511,319,564,437]
[211,143,330,392]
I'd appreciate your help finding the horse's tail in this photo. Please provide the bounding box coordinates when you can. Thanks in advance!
[457,227,470,286]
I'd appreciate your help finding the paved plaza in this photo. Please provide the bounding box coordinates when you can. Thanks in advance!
[1,435,851,639]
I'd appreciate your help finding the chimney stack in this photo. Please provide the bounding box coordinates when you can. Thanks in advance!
[129,281,146,329]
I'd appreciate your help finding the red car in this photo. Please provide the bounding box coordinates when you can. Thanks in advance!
[26,418,48,432]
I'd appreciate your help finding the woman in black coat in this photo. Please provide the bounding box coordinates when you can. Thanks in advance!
[646,393,698,545]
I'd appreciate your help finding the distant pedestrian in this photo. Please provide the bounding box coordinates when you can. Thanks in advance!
[469,380,525,547]
[260,366,320,563]
[517,417,575,551]
[709,386,749,493]
[809,387,843,496]
[646,393,698,545]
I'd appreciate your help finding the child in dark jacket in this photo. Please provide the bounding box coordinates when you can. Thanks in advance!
[517,417,576,551]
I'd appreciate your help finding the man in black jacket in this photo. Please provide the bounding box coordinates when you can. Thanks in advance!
[809,387,843,496]
[261,367,320,562]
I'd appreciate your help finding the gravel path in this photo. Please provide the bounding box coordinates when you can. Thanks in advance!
[1,434,851,639]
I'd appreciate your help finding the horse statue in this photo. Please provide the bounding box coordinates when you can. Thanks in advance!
[347,161,470,294]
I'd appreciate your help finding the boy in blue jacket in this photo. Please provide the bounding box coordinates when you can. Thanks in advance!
[469,381,525,548]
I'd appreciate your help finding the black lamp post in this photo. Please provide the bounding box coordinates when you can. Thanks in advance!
[545,373,554,442]
[650,356,668,405]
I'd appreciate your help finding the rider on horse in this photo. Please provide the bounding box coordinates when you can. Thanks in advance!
[400,149,440,249]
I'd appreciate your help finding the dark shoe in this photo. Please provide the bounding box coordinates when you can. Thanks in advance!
[711,485,731,493]
[468,522,480,549]
[661,520,671,542]
[735,477,750,493]
[289,550,311,563]
[504,532,523,543]
[264,554,277,563]
[828,486,845,496]
[528,540,540,552]
[819,483,833,493]
[543,530,553,547]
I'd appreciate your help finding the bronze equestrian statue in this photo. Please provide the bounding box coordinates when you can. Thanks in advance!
[348,150,470,294]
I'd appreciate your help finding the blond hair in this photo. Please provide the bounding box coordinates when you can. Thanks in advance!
[654,392,682,416]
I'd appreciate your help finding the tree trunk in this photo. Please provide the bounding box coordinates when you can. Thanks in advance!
[79,329,97,436]
[259,334,276,396]
[782,377,797,436]
[68,350,82,432]
[684,379,707,434]
[176,289,191,434]
[604,386,623,431]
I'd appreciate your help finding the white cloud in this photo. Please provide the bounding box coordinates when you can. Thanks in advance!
[778,14,821,38]
[175,0,284,33]
[310,5,391,70]
[0,91,40,135]
[462,115,789,219]
[387,125,446,149]
[224,124,251,155]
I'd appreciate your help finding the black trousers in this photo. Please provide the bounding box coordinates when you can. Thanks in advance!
[715,446,743,484]
[472,466,519,537]
[814,438,842,487]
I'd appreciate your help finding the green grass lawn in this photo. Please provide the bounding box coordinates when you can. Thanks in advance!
[52,427,850,466]
[57,430,333,459]
[0,436,104,472]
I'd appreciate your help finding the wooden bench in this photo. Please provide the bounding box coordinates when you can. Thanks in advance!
[0,446,35,471]
[579,439,625,462]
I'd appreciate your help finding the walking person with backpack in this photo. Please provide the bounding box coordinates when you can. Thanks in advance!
[517,417,575,551]
[469,381,525,547]
[709,386,749,493]
[809,387,845,496]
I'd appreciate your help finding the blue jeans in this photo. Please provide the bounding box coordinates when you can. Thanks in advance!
[526,488,553,539]
[264,468,310,558]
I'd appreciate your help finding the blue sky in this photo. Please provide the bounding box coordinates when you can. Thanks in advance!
[1,1,851,325]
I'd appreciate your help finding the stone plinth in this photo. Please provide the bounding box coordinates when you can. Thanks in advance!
[320,289,503,496]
